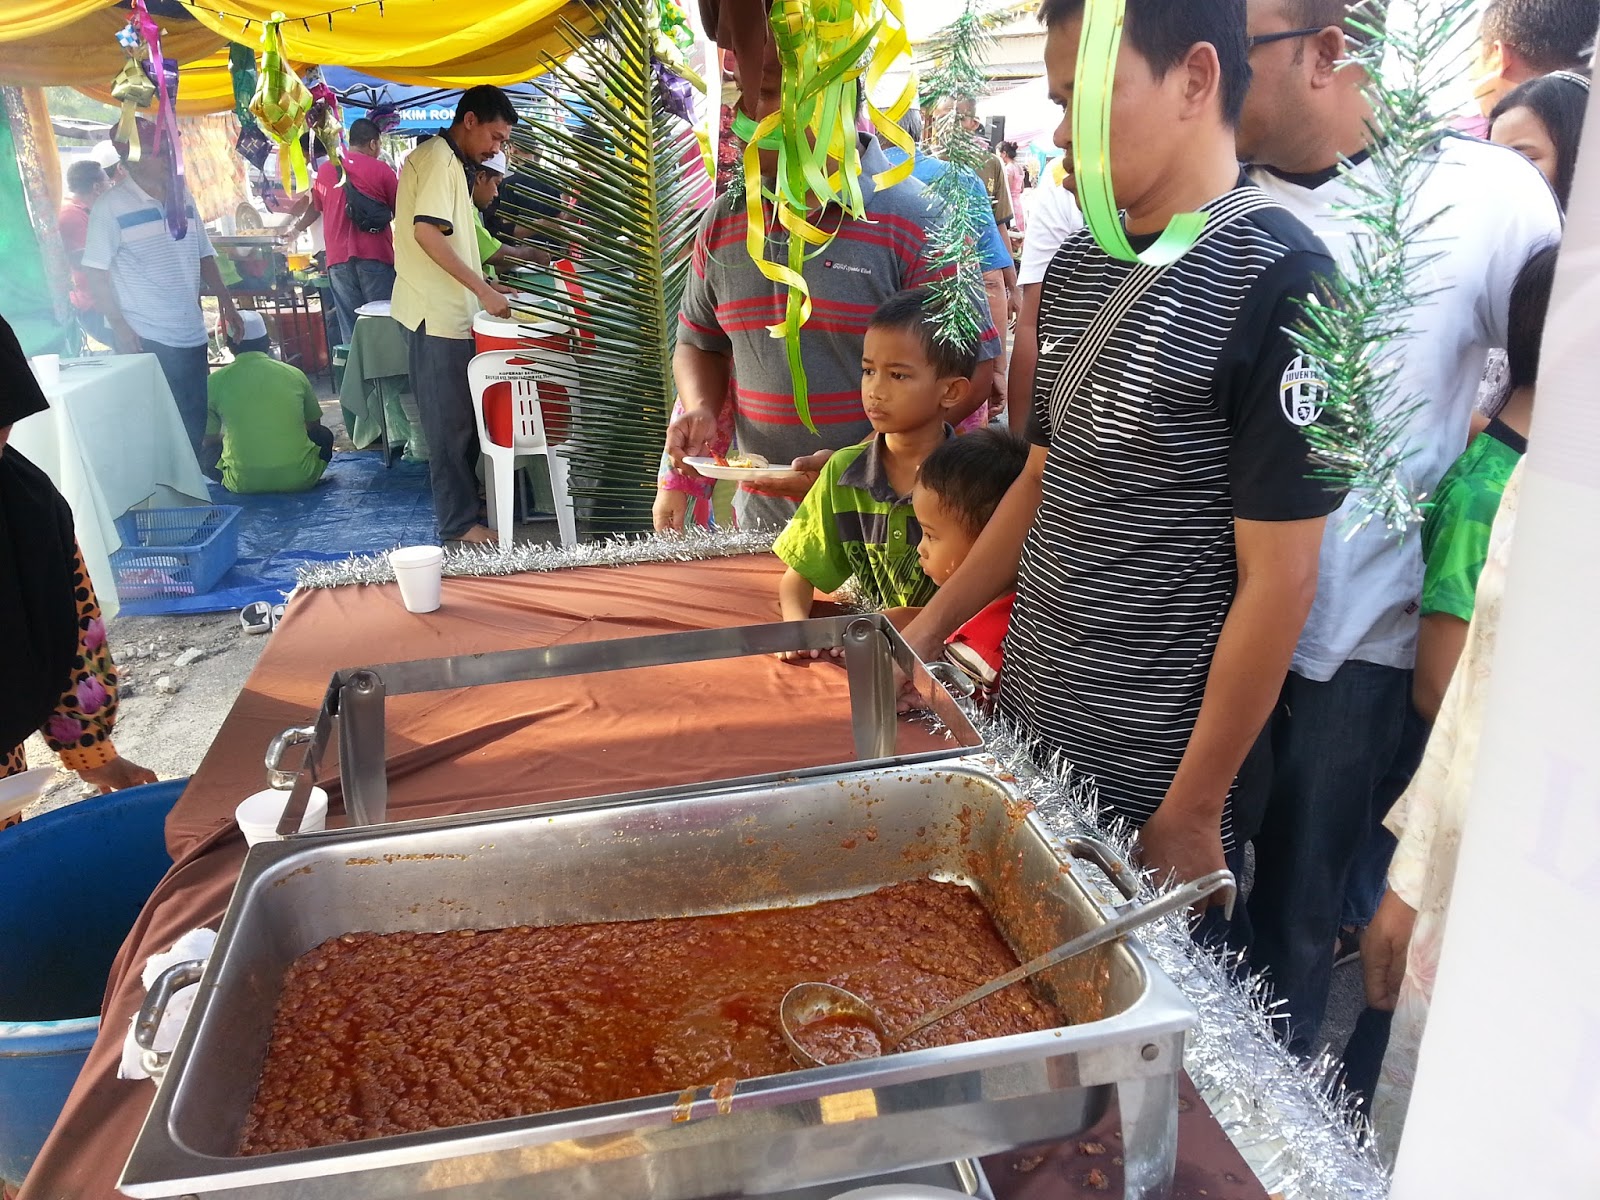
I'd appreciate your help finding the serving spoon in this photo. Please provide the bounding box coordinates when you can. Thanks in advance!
[780,869,1235,1068]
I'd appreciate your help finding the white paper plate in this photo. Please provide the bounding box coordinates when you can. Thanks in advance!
[682,455,792,481]
[354,301,393,318]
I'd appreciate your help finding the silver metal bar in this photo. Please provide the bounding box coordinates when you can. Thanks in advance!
[338,670,388,827]
[842,616,895,760]
[328,618,866,695]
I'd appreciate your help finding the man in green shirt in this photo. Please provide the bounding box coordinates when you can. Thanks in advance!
[203,311,333,494]
[471,153,550,279]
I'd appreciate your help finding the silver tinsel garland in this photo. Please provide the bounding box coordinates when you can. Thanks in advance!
[972,715,1392,1200]
[299,532,1388,1196]
[295,527,779,590]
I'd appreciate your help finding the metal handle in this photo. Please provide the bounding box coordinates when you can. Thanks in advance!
[924,660,977,703]
[264,725,316,789]
[1064,834,1142,901]
[134,959,206,1082]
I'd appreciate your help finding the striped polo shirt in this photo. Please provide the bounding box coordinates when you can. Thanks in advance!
[80,176,214,348]
[677,136,1000,529]
[1005,184,1341,848]
[773,433,942,608]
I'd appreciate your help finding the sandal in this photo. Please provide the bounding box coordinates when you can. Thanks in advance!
[240,601,273,635]
[271,603,286,629]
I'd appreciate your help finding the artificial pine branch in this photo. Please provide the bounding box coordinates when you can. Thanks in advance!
[915,0,1001,354]
[1290,0,1482,534]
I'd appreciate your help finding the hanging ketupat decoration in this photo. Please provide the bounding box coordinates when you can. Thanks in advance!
[249,12,314,194]
[730,0,916,432]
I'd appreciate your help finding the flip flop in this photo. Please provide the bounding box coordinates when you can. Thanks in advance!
[240,602,273,635]
[271,603,286,629]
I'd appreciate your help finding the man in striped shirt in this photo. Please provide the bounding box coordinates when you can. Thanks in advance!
[654,49,999,531]
[903,0,1344,918]
[82,121,241,457]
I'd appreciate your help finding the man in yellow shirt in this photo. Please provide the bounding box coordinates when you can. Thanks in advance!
[392,86,519,545]
[203,311,333,494]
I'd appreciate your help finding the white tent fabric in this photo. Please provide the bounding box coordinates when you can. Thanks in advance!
[980,74,1058,150]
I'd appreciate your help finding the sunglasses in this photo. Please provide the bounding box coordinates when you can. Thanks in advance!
[1247,26,1325,50]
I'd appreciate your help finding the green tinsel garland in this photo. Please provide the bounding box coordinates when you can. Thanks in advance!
[1290,0,1483,534]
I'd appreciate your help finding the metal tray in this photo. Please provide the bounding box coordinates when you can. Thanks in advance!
[121,760,1194,1200]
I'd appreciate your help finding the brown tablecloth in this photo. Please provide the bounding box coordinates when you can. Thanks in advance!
[19,555,1264,1200]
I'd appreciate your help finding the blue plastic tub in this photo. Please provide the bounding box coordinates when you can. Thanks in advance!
[0,778,186,1188]
[111,506,242,600]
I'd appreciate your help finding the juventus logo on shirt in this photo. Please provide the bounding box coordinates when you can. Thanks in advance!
[1278,354,1326,426]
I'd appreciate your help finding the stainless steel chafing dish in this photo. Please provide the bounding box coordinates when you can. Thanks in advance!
[120,618,1199,1200]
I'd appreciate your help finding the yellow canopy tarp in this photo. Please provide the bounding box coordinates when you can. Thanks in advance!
[0,0,120,44]
[179,1,598,87]
[1,1,598,102]
[76,48,242,117]
[0,8,227,90]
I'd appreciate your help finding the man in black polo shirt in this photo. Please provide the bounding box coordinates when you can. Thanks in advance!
[903,0,1344,912]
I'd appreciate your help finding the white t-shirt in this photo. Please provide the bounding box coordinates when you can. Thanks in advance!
[1017,184,1084,287]
[1249,135,1560,681]
[81,176,215,348]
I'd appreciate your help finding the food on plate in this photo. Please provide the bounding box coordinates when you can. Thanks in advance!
[239,879,1061,1154]
[711,450,770,470]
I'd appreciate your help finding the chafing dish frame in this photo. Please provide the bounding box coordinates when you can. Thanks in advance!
[264,613,982,836]
[120,760,1195,1200]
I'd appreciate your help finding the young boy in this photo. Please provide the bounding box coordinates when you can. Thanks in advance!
[203,311,333,494]
[774,290,973,657]
[909,429,1031,693]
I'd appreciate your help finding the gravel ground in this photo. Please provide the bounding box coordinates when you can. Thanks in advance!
[22,610,270,818]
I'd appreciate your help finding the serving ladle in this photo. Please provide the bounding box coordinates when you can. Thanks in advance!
[780,869,1236,1068]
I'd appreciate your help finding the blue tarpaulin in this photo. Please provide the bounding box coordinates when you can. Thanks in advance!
[118,454,438,617]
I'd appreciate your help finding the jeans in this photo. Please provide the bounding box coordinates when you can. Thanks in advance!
[404,320,479,540]
[1245,662,1428,1056]
[144,339,211,458]
[327,257,396,345]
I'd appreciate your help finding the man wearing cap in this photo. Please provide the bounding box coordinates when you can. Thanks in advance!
[393,85,520,546]
[89,139,125,187]
[81,119,241,457]
[202,310,333,495]
[470,153,551,276]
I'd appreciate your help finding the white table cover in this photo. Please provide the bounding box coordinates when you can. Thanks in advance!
[10,354,211,620]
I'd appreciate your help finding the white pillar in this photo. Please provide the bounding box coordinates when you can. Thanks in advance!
[1389,79,1600,1196]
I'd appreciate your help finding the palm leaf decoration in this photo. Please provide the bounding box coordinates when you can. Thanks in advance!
[495,0,705,531]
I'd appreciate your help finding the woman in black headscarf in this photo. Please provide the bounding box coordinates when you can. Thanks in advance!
[1,314,154,816]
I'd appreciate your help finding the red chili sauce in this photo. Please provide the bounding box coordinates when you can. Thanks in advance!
[240,879,1062,1154]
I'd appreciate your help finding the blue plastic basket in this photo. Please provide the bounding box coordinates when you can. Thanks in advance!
[110,505,242,599]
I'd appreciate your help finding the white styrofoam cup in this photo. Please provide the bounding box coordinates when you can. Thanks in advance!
[389,545,444,613]
[235,786,329,846]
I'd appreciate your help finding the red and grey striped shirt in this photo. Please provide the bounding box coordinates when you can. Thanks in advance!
[677,136,1000,528]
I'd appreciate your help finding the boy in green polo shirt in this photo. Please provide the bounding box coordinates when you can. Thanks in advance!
[774,290,974,658]
[203,311,333,494]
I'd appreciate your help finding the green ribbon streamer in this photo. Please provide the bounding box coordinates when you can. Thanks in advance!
[1072,0,1206,266]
